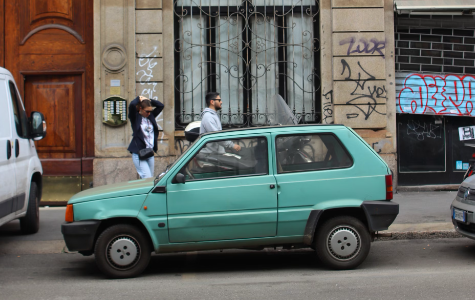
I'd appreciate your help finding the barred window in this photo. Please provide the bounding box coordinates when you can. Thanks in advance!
[174,0,321,128]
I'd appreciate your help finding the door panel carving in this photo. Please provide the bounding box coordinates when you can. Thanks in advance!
[30,0,73,22]
[20,0,85,45]
[25,75,82,160]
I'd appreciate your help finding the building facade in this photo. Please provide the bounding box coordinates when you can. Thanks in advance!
[394,1,475,185]
[1,0,400,204]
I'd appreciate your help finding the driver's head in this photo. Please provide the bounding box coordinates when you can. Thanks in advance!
[206,92,222,111]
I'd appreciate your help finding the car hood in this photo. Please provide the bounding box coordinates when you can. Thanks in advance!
[462,175,475,189]
[68,178,155,204]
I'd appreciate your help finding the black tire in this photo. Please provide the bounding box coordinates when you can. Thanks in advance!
[20,182,40,234]
[315,216,371,270]
[94,224,151,278]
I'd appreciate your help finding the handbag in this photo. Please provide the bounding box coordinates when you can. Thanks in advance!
[134,140,154,160]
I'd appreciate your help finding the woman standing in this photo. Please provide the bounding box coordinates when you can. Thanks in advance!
[127,96,164,178]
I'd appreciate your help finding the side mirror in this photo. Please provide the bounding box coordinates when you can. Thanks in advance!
[174,173,186,184]
[29,111,46,141]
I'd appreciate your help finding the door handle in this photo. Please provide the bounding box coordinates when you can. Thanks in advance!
[15,139,19,158]
[6,140,11,160]
[270,184,275,189]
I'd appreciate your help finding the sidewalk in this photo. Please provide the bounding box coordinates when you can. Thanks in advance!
[386,190,459,240]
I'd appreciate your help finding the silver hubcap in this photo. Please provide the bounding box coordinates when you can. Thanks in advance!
[327,226,361,261]
[107,237,140,268]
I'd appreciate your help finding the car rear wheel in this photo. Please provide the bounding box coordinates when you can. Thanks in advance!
[94,224,151,278]
[315,216,370,270]
[20,182,40,234]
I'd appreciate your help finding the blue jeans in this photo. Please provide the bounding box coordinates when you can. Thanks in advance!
[132,153,155,179]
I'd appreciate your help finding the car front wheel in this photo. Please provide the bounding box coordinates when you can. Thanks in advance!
[315,216,371,270]
[94,224,151,278]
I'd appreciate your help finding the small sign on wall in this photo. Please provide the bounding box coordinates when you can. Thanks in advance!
[110,80,121,95]
[459,126,475,141]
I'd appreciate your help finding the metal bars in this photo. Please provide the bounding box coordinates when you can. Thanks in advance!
[174,0,320,128]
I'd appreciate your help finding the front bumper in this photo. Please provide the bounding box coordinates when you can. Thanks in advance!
[451,195,475,239]
[61,220,101,252]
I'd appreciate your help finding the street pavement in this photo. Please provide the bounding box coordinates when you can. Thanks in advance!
[1,238,475,299]
[0,191,469,298]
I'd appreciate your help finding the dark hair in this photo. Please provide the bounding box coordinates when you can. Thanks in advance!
[205,92,220,107]
[136,99,152,111]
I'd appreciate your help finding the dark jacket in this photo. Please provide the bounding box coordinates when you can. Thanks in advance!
[127,96,164,154]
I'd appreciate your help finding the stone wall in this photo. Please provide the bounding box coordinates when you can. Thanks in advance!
[93,0,175,187]
[328,0,398,185]
[93,0,398,187]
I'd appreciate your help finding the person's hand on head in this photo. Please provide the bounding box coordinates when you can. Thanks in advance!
[139,96,147,102]
[233,144,241,151]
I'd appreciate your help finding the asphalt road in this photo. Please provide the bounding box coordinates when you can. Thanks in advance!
[1,238,475,299]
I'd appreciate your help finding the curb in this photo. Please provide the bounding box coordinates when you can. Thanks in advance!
[376,230,463,241]
[397,185,459,192]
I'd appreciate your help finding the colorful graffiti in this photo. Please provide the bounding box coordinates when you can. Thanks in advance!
[398,74,475,116]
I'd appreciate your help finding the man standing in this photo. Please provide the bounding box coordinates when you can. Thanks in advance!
[200,92,241,153]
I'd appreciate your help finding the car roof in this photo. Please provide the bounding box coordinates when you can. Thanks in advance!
[199,124,348,138]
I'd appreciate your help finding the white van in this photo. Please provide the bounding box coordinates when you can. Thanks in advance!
[0,67,46,234]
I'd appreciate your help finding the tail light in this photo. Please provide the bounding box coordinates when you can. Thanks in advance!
[65,204,74,222]
[385,175,393,200]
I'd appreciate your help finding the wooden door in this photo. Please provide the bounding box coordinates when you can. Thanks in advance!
[4,0,94,204]
[24,75,84,175]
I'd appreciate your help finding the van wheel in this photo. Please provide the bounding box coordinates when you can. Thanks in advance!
[315,216,370,270]
[20,182,39,234]
[94,224,151,278]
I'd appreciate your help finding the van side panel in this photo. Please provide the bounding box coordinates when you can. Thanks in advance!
[0,77,18,225]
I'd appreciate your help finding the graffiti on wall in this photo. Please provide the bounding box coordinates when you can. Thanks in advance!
[322,90,333,124]
[398,74,475,116]
[339,37,386,58]
[406,120,442,141]
[340,59,387,120]
[136,46,165,143]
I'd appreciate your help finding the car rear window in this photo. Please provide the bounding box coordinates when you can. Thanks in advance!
[275,133,353,173]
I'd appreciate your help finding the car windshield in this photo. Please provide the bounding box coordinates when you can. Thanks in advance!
[154,136,201,185]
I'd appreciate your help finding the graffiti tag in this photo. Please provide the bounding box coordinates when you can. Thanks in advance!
[341,59,387,120]
[322,90,334,124]
[339,37,386,58]
[406,120,442,141]
[398,74,475,116]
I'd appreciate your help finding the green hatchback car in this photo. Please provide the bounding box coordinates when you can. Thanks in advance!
[62,125,398,278]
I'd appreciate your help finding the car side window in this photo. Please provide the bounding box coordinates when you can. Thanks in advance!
[179,137,268,181]
[276,133,353,173]
[9,81,29,138]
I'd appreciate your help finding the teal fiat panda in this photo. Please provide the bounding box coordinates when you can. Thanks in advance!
[62,125,398,278]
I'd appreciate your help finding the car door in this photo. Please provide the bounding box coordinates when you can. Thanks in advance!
[272,130,358,236]
[7,80,32,214]
[166,134,277,243]
[0,76,18,223]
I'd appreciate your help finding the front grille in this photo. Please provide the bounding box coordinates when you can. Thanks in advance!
[457,222,475,233]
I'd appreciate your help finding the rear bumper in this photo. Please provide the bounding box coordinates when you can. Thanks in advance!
[61,220,101,252]
[361,201,399,232]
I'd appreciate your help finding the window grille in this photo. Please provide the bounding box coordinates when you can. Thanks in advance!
[174,0,321,128]
[395,14,475,74]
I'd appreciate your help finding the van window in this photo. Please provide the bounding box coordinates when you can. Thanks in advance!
[9,81,29,138]
[0,80,11,138]
[276,133,353,173]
